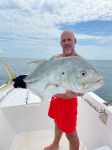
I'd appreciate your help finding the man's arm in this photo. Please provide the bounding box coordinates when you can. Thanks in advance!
[66,89,84,97]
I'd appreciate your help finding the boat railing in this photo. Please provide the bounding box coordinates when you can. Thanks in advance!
[0,86,14,103]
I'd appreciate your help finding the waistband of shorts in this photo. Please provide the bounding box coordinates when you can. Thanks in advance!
[52,95,77,101]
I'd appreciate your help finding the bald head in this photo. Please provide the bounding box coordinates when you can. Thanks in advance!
[61,30,75,40]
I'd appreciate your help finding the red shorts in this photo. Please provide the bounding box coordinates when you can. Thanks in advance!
[48,96,78,133]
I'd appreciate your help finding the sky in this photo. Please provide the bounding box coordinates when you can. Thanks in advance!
[0,0,112,60]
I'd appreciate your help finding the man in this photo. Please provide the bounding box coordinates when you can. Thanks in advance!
[44,30,84,150]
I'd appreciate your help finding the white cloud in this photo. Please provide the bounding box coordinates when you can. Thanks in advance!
[77,45,112,60]
[0,0,112,37]
[76,33,112,45]
[76,33,102,40]
[0,0,112,59]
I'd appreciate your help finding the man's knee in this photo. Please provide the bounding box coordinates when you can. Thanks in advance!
[65,131,78,142]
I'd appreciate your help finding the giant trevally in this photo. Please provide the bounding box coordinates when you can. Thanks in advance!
[0,57,104,102]
[23,56,104,101]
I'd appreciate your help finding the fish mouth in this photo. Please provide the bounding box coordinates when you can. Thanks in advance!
[70,76,104,93]
[91,78,103,85]
[86,78,104,91]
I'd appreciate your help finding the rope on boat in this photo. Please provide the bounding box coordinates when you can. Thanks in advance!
[25,89,29,105]
[104,100,112,106]
[25,88,42,105]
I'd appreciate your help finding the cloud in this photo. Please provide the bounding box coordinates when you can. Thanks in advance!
[0,0,112,40]
[0,0,112,36]
[76,33,112,46]
[77,45,112,60]
[0,0,112,59]
[76,33,102,40]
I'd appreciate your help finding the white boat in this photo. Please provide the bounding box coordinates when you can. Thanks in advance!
[0,85,112,150]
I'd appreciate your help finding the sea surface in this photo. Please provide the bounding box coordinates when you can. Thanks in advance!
[0,57,112,102]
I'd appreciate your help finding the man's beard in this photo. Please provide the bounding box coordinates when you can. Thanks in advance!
[64,49,73,56]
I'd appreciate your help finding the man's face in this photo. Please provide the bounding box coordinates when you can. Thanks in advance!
[60,32,76,56]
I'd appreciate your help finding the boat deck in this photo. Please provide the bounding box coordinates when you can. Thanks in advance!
[11,129,87,150]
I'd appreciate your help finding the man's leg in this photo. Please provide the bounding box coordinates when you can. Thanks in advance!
[44,120,63,150]
[65,131,79,150]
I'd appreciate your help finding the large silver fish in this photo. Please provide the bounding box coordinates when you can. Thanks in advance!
[24,56,104,101]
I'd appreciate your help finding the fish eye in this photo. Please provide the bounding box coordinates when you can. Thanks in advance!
[81,71,87,77]
[62,72,65,75]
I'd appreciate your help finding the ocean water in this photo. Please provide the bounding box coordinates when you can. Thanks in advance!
[0,57,112,102]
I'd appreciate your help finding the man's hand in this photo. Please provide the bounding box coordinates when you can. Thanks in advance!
[66,89,77,97]
[66,89,84,97]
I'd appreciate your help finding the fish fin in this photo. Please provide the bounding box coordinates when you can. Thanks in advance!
[30,88,50,103]
[44,83,60,91]
[24,77,41,83]
[43,82,65,97]
[41,95,50,103]
[28,88,46,103]
[0,60,16,82]
[27,59,47,66]
[44,81,64,91]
